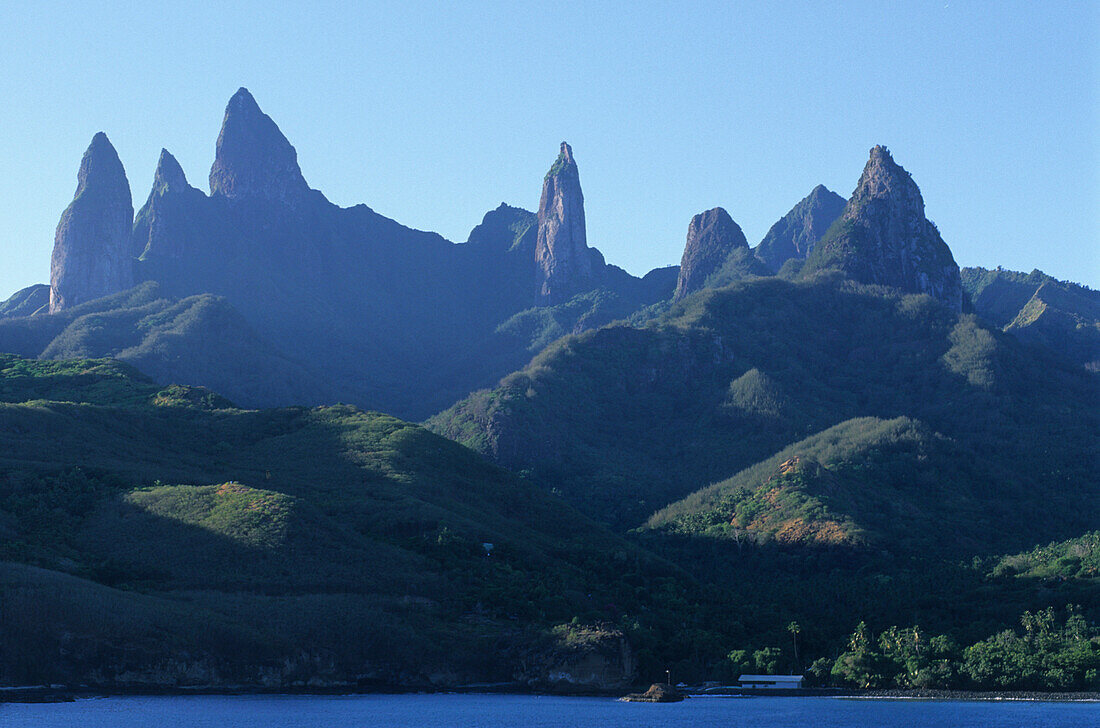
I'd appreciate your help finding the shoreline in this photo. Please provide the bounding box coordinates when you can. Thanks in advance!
[4,684,1100,704]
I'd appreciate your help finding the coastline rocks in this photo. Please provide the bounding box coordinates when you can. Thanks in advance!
[622,682,685,702]
[517,624,636,691]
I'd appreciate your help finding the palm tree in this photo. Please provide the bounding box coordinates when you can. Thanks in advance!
[788,621,801,670]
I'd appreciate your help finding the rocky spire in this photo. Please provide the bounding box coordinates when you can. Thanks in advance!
[754,185,846,273]
[535,142,594,303]
[151,148,188,195]
[133,148,203,260]
[49,132,134,313]
[673,207,749,299]
[803,146,963,310]
[208,88,309,203]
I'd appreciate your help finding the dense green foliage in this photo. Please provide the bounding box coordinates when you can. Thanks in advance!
[2,268,1096,691]
[825,607,1100,690]
[991,533,1100,582]
[0,284,49,319]
[428,273,1099,690]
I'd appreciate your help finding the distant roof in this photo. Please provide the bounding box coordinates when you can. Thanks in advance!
[738,674,804,681]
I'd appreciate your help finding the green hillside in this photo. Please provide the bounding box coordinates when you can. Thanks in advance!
[992,532,1100,582]
[427,272,1099,687]
[0,353,702,688]
[962,266,1100,370]
[430,275,1098,552]
[647,416,1005,555]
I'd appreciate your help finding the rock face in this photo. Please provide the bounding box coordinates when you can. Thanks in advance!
[150,148,189,197]
[536,142,595,303]
[518,624,636,691]
[754,185,846,273]
[803,146,963,310]
[208,88,309,203]
[16,91,679,420]
[49,133,134,313]
[132,149,206,260]
[674,207,749,299]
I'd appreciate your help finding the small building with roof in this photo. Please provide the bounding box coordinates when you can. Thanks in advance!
[738,674,804,690]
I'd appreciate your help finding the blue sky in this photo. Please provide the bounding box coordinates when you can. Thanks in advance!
[1,1,1097,299]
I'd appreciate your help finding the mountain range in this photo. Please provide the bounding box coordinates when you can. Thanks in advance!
[1,88,1097,691]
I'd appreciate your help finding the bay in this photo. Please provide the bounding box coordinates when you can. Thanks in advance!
[2,693,1097,727]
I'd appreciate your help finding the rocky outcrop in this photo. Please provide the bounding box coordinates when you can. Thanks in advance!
[49,133,134,313]
[622,683,685,702]
[208,88,310,203]
[803,146,963,310]
[518,624,636,691]
[536,142,596,304]
[132,149,207,260]
[754,185,846,273]
[150,147,188,196]
[674,207,749,299]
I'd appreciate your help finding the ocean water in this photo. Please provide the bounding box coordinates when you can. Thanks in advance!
[1,693,1096,727]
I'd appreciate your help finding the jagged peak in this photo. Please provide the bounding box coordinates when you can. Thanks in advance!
[797,184,846,213]
[688,207,740,236]
[804,145,962,310]
[673,206,750,299]
[869,144,892,162]
[51,132,134,313]
[808,183,838,198]
[536,141,591,302]
[545,141,579,180]
[209,87,308,202]
[88,131,112,153]
[227,87,261,115]
[559,141,574,163]
[153,149,189,193]
[75,132,129,200]
[753,184,847,274]
[852,144,918,203]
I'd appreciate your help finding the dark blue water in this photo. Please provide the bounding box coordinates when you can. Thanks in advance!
[1,694,1096,727]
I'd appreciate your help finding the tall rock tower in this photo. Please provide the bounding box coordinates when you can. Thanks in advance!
[803,146,963,311]
[49,133,134,312]
[535,142,594,304]
[208,87,309,204]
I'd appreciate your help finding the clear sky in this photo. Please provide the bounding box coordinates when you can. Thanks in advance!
[1,1,1097,300]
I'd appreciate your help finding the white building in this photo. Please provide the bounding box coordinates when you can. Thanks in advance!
[738,674,804,690]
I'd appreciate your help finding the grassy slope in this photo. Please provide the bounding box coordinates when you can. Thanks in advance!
[647,416,1001,555]
[0,353,695,686]
[992,532,1100,582]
